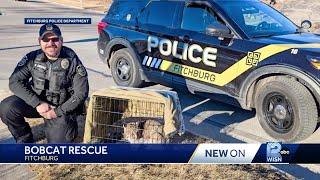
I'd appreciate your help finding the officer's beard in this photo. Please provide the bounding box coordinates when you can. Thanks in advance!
[46,51,60,61]
[44,46,61,60]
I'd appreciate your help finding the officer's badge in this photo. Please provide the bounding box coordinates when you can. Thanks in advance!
[76,65,87,77]
[46,24,53,31]
[61,59,70,69]
[18,56,28,66]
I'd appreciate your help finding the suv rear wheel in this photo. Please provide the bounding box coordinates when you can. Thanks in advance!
[110,48,143,87]
[254,76,318,142]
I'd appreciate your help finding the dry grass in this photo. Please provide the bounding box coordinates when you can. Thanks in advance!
[29,161,291,180]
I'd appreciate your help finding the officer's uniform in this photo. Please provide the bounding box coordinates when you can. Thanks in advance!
[0,46,89,143]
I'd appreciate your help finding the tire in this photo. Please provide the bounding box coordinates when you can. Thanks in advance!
[110,48,143,87]
[254,76,318,142]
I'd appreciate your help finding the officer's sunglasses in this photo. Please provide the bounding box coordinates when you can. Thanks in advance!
[42,37,60,43]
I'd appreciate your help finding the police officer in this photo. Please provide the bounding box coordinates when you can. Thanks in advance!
[0,23,89,143]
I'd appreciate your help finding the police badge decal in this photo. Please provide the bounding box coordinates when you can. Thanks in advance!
[46,23,53,31]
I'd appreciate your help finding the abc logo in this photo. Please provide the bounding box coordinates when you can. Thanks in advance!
[280,148,290,155]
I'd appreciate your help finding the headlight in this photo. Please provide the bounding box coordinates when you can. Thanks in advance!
[307,56,320,70]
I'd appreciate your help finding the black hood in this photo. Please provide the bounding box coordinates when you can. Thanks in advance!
[252,33,320,44]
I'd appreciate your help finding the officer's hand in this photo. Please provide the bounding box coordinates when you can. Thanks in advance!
[41,109,57,119]
[36,103,51,114]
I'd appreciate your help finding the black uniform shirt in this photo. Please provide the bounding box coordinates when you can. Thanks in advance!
[9,46,89,117]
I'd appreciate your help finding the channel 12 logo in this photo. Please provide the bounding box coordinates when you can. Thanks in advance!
[266,143,290,163]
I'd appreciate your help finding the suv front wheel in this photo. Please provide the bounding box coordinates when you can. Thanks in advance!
[110,48,143,87]
[254,76,318,142]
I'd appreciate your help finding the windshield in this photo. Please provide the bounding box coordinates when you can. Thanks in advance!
[217,1,298,38]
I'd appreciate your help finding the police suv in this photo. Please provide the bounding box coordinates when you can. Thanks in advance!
[97,0,320,142]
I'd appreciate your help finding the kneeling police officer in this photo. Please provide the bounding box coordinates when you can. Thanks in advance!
[0,23,89,143]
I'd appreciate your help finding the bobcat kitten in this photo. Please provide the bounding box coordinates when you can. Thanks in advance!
[143,119,166,143]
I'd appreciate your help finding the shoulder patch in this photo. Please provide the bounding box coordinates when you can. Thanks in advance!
[18,56,28,66]
[76,65,87,77]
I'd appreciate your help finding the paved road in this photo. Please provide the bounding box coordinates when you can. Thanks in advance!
[0,0,319,179]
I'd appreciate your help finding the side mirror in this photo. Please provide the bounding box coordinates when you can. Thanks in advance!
[206,23,233,38]
[301,20,312,30]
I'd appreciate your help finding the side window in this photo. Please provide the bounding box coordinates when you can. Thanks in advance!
[107,1,148,26]
[181,6,219,33]
[242,7,283,32]
[139,1,177,28]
